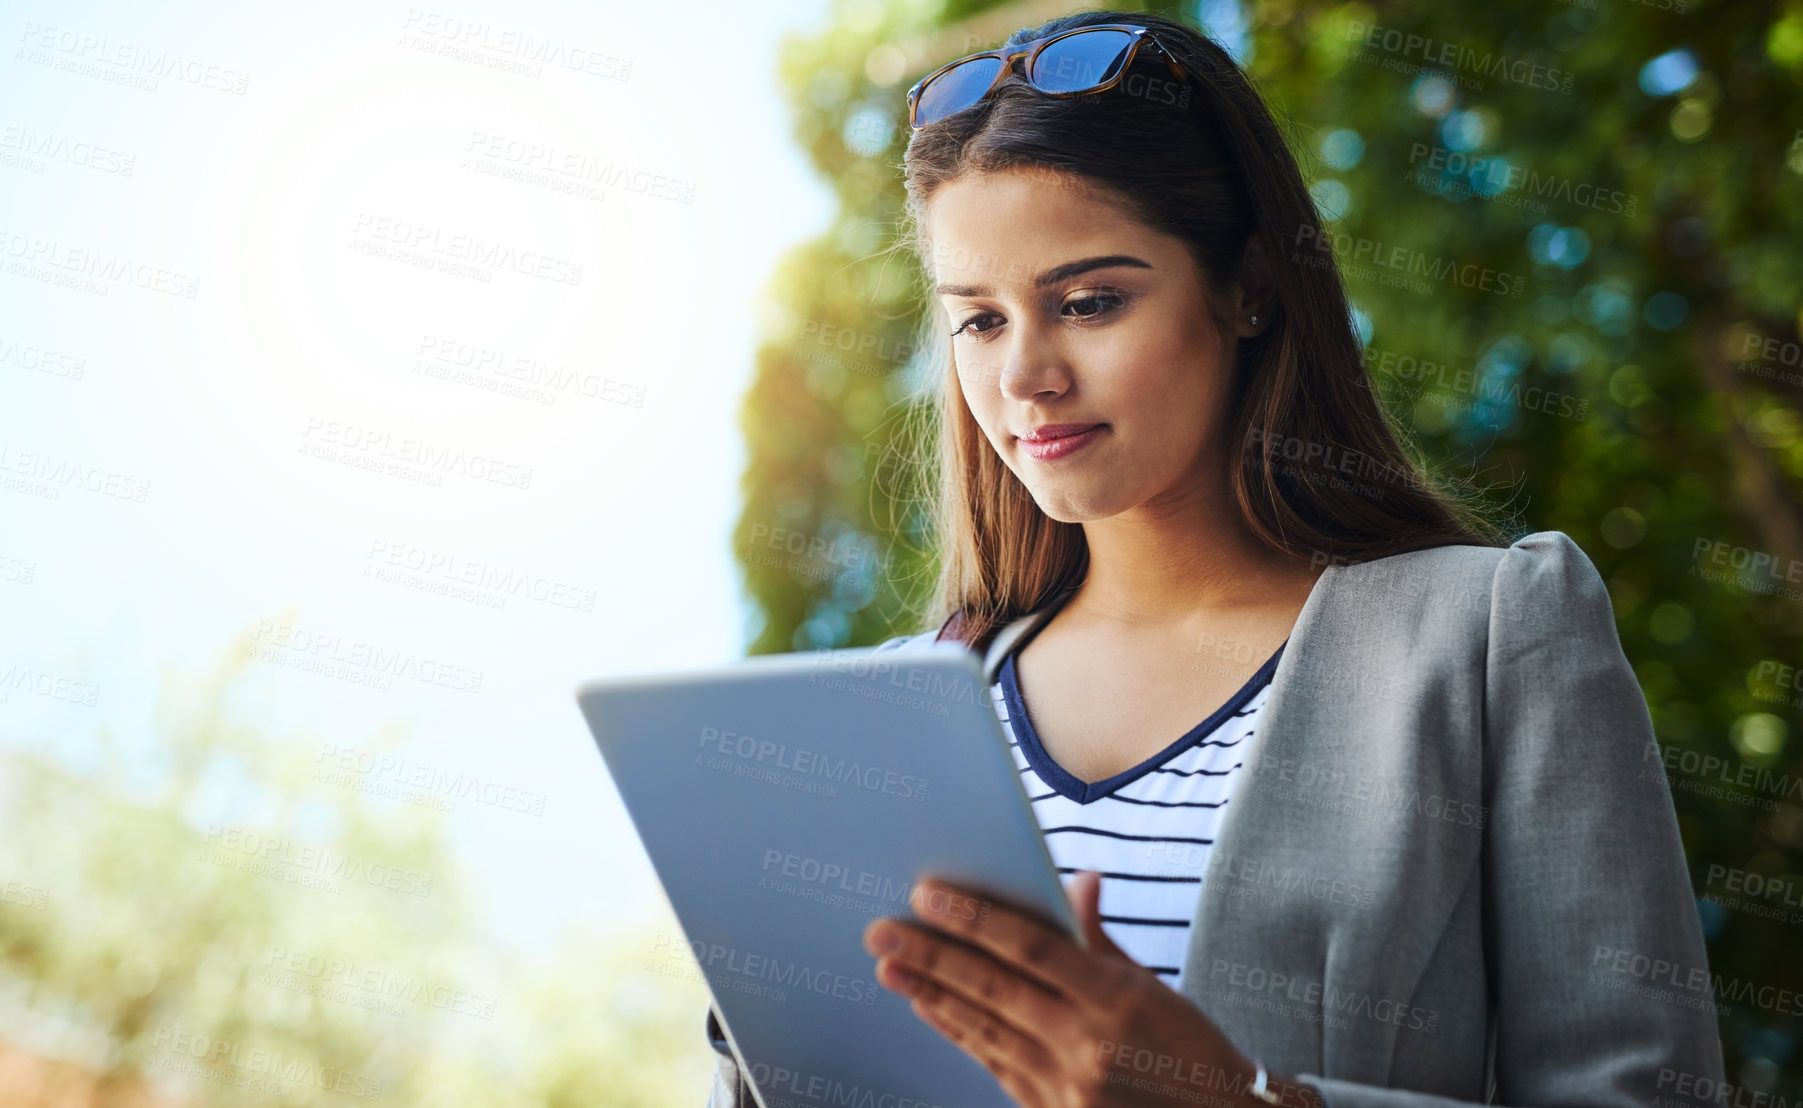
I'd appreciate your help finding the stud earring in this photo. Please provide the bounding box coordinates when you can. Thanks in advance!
[1249,314,1260,326]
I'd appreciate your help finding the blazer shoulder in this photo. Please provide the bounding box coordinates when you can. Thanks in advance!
[1492,528,1605,583]
[1384,528,1605,603]
[1334,536,1508,586]
[1329,530,1604,646]
[1488,528,1620,639]
[1330,536,1508,632]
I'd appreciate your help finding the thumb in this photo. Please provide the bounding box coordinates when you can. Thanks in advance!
[1068,870,1129,960]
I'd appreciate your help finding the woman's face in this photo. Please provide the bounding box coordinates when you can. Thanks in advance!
[924,166,1253,523]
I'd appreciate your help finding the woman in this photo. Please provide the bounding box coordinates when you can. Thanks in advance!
[709,10,1723,1107]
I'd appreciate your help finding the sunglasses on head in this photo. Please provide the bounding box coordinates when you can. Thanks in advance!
[906,23,1190,130]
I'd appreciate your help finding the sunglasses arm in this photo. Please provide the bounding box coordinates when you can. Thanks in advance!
[1143,32,1189,85]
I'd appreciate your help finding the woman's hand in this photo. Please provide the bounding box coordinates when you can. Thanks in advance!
[861,871,1322,1108]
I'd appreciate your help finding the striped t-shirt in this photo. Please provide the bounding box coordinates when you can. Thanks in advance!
[992,639,1285,995]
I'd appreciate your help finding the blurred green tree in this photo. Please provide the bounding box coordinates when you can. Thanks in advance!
[0,623,714,1106]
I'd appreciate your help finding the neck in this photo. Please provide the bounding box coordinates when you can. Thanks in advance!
[1065,470,1317,627]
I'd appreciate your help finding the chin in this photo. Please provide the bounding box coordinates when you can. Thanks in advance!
[1024,485,1121,524]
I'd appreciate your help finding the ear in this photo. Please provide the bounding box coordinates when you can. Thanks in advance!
[1224,232,1276,341]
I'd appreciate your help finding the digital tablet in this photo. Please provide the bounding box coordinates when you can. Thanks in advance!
[576,640,1082,1108]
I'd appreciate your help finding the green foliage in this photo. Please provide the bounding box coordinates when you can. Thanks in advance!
[0,628,713,1106]
[742,0,1803,1091]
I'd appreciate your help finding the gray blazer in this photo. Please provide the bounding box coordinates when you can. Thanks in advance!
[704,530,1725,1106]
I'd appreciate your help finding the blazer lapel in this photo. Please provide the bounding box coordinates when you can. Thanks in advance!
[1175,556,1487,1083]
[1175,562,1341,1074]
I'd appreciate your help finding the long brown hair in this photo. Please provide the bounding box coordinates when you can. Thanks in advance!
[892,10,1510,652]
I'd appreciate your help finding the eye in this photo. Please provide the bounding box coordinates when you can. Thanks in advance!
[1063,290,1127,320]
[950,312,1003,341]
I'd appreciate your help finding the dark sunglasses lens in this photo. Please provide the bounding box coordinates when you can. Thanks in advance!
[915,56,1006,125]
[1029,29,1135,93]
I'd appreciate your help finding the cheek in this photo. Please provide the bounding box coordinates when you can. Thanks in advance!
[1107,356,1212,428]
[958,373,1002,436]
[1110,303,1215,389]
[1132,315,1229,415]
[1105,355,1229,468]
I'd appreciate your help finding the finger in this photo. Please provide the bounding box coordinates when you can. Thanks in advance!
[1069,870,1130,960]
[865,922,1084,1047]
[903,973,1061,1108]
[915,1002,1045,1108]
[910,877,1134,1008]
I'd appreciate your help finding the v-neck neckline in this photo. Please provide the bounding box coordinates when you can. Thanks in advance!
[995,615,1287,806]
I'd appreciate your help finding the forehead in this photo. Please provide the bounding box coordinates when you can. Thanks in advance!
[922,168,1153,293]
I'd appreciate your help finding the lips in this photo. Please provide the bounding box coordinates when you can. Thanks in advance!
[1017,423,1104,442]
[1015,424,1105,461]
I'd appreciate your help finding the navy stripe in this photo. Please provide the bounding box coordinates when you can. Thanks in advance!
[1041,826,1214,845]
[1055,868,1201,883]
[1033,790,1226,809]
[1155,762,1243,777]
[1100,914,1191,927]
[1102,794,1227,809]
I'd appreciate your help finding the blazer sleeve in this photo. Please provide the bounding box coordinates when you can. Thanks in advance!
[1297,530,1725,1108]
[698,629,944,1108]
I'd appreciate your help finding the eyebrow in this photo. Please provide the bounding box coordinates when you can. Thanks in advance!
[933,254,1153,298]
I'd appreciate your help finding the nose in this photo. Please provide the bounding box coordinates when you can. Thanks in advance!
[989,319,1071,403]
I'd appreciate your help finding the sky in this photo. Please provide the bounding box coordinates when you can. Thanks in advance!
[0,0,842,957]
